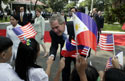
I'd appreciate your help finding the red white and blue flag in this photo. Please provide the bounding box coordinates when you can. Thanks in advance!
[72,12,97,51]
[13,23,37,43]
[61,38,90,58]
[99,34,114,51]
[105,57,113,70]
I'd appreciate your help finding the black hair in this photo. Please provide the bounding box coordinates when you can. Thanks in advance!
[70,65,99,81]
[85,65,99,81]
[15,38,40,81]
[0,36,13,53]
[104,68,125,81]
[10,14,19,21]
[70,7,77,12]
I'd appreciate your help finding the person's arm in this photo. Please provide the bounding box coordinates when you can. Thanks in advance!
[46,56,54,77]
[49,31,58,59]
[76,55,88,81]
[53,57,65,81]
[41,16,45,38]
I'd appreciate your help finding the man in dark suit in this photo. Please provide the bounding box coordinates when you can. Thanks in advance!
[18,7,28,26]
[92,8,100,43]
[98,11,104,34]
[49,14,75,81]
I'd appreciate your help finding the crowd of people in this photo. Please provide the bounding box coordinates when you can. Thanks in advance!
[0,6,125,81]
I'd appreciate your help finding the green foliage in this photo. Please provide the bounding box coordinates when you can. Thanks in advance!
[48,0,68,12]
[79,1,88,7]
[111,4,125,24]
[64,2,75,12]
[104,8,116,24]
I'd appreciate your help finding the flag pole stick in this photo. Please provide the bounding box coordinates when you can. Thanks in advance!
[72,13,79,55]
[75,38,79,55]
[113,34,115,56]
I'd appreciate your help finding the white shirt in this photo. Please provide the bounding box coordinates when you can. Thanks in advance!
[63,25,69,38]
[0,63,24,81]
[28,67,48,81]
[20,12,24,17]
[6,24,21,62]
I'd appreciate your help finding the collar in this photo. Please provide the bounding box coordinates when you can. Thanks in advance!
[12,24,21,28]
[0,63,12,69]
[64,25,68,35]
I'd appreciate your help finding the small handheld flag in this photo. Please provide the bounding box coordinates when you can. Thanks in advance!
[99,34,114,51]
[61,38,90,58]
[13,23,37,43]
[105,57,113,71]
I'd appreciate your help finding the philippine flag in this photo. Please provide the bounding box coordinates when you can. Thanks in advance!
[72,12,97,51]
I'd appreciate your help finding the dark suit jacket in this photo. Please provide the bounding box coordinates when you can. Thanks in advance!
[49,21,75,58]
[18,12,28,26]
[98,16,104,29]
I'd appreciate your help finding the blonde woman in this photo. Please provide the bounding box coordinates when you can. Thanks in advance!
[34,8,48,57]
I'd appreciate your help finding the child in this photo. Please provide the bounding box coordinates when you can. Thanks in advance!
[0,36,23,81]
[15,38,53,81]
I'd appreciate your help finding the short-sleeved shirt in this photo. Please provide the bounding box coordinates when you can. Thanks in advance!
[28,67,48,81]
[0,63,24,81]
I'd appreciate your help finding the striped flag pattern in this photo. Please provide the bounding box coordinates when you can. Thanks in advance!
[13,23,37,42]
[105,57,113,70]
[71,39,90,56]
[99,34,114,51]
[81,47,90,56]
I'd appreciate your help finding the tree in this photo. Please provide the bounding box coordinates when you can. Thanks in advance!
[0,0,13,11]
[64,2,75,12]
[48,0,68,12]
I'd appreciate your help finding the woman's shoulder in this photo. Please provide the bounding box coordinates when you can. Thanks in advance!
[29,67,48,81]
[29,67,46,75]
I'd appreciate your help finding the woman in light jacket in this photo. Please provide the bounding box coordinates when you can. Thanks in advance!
[34,8,48,57]
[6,15,21,63]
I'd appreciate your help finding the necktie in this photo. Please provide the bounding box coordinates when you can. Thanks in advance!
[62,33,67,40]
[20,13,23,22]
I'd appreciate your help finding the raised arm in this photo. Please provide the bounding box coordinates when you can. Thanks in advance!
[76,55,88,81]
[53,57,65,81]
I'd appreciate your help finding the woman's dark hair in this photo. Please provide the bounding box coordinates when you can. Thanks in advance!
[104,68,125,81]
[85,65,99,81]
[0,36,13,53]
[15,38,40,81]
[70,65,99,81]
[10,14,19,21]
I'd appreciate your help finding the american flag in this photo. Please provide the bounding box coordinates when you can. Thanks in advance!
[99,34,114,51]
[105,57,113,71]
[71,39,90,56]
[13,23,37,42]
[80,47,90,56]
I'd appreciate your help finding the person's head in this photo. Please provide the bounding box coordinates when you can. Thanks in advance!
[10,15,19,27]
[15,38,40,81]
[85,65,99,81]
[36,8,41,17]
[20,7,24,12]
[70,7,77,13]
[70,65,99,81]
[49,14,65,36]
[103,68,125,81]
[92,8,98,14]
[0,36,13,63]
[98,11,102,16]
